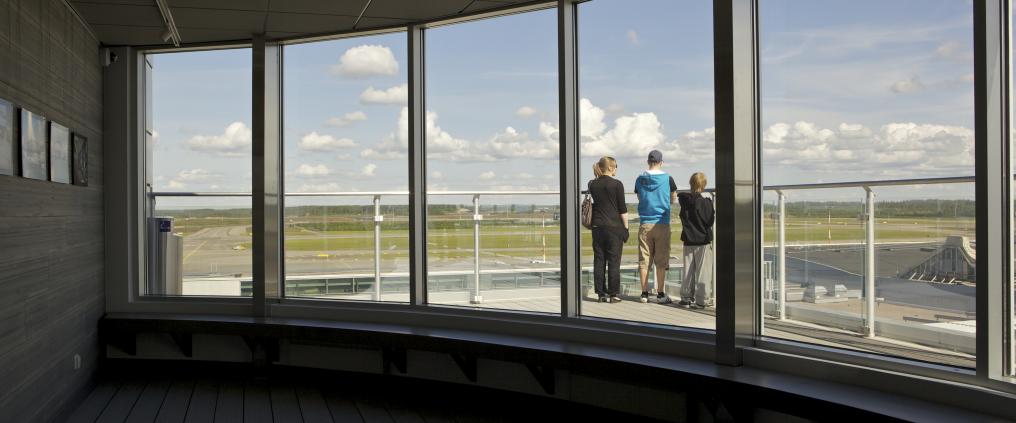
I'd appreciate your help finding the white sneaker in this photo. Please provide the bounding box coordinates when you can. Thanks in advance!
[656,293,673,304]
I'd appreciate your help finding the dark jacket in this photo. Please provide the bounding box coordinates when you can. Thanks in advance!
[678,192,714,245]
[588,176,627,228]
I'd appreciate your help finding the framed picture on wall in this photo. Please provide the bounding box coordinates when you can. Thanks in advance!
[0,98,13,176]
[72,133,87,186]
[49,121,71,184]
[19,108,47,180]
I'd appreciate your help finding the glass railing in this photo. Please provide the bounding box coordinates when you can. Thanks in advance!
[426,192,561,313]
[762,177,976,368]
[147,176,980,365]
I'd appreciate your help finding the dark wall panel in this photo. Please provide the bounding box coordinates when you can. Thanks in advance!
[0,0,104,421]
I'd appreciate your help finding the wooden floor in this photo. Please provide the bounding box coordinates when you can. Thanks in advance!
[65,363,656,423]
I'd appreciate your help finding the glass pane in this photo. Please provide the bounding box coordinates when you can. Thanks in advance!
[146,48,252,297]
[151,196,253,296]
[760,0,975,367]
[425,10,560,313]
[578,0,715,329]
[282,33,409,302]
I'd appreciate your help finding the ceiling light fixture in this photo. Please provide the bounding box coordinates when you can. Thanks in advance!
[154,0,181,46]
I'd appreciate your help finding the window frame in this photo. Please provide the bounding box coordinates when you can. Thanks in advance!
[100,0,1016,412]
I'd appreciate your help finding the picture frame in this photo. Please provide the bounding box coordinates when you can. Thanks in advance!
[72,133,88,186]
[0,98,13,176]
[19,108,47,181]
[49,121,71,184]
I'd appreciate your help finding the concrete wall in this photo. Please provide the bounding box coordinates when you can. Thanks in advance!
[0,0,104,421]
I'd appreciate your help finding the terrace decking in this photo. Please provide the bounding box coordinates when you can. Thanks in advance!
[453,295,975,368]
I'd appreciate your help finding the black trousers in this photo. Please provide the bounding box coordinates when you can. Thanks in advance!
[592,226,625,296]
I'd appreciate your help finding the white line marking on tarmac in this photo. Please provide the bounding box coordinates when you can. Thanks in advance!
[183,240,208,263]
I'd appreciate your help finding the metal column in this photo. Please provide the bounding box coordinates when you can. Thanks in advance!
[974,0,1012,379]
[558,0,581,317]
[777,191,786,320]
[252,34,283,316]
[373,195,382,302]
[408,25,428,306]
[864,187,876,337]
[713,0,761,366]
[472,195,483,303]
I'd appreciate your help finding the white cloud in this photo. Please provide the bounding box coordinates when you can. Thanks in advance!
[890,76,925,94]
[479,171,496,180]
[360,84,408,105]
[176,168,220,181]
[626,29,640,45]
[295,164,332,177]
[329,45,398,77]
[762,121,973,175]
[299,132,357,151]
[324,111,367,127]
[579,98,607,138]
[165,168,222,190]
[186,122,251,157]
[361,106,491,161]
[605,103,625,115]
[515,106,538,118]
[292,182,341,193]
[935,40,971,61]
[481,124,559,159]
[431,171,443,179]
[579,98,663,158]
[361,163,377,177]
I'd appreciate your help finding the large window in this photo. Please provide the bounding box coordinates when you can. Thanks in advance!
[128,1,1016,398]
[146,48,253,297]
[759,0,975,367]
[578,0,715,328]
[424,10,560,312]
[282,33,409,302]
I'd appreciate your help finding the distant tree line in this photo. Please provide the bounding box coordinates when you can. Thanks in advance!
[162,200,974,220]
[763,200,975,218]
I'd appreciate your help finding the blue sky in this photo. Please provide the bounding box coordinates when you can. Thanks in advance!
[150,0,976,204]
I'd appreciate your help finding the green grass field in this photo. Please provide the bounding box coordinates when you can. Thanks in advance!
[234,216,975,254]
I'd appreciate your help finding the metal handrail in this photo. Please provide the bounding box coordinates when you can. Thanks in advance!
[765,176,974,191]
[147,175,976,198]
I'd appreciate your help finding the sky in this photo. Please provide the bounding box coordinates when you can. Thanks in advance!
[149,0,977,206]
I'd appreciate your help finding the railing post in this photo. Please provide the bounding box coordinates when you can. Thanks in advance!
[472,194,483,304]
[777,190,786,320]
[373,195,382,302]
[864,186,876,337]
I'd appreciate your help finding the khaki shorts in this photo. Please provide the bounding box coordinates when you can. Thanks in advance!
[638,223,671,271]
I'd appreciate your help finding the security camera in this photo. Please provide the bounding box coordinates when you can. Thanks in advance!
[100,48,118,67]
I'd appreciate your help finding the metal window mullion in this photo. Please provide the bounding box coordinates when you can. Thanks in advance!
[558,0,580,318]
[713,0,761,366]
[408,25,428,306]
[975,0,1012,380]
[252,35,283,317]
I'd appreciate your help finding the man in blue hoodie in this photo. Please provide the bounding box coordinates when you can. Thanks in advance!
[634,150,677,304]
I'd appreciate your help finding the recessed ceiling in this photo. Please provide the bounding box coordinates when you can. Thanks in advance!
[68,0,538,46]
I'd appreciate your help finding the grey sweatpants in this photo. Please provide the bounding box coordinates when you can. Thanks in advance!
[680,244,713,305]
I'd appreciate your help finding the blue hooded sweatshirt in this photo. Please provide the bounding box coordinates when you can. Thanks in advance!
[635,170,675,224]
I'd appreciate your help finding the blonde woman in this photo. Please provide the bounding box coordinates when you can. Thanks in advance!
[588,156,629,303]
[677,172,715,309]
